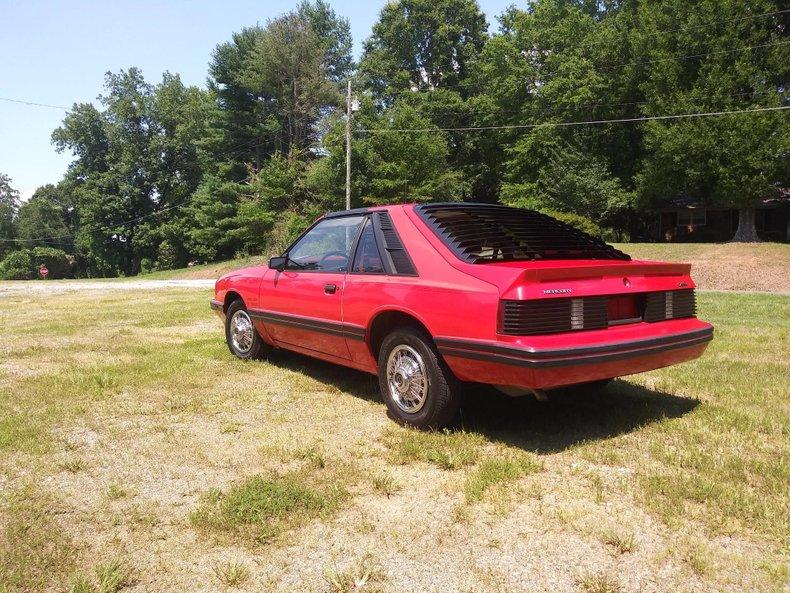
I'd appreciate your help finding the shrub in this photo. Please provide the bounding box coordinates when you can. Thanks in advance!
[539,209,604,238]
[0,247,73,280]
[31,247,72,279]
[0,249,35,280]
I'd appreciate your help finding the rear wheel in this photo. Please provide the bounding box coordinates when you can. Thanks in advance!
[225,300,267,360]
[377,328,459,429]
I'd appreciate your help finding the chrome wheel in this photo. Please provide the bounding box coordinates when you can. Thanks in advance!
[229,309,254,354]
[386,345,428,414]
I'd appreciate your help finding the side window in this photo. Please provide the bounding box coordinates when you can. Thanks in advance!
[352,218,385,274]
[287,215,364,271]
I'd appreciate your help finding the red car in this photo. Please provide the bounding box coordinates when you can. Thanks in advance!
[212,203,713,428]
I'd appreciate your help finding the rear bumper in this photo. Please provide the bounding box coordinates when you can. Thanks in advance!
[436,322,713,389]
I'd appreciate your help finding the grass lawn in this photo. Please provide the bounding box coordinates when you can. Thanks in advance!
[0,288,787,592]
[140,242,790,293]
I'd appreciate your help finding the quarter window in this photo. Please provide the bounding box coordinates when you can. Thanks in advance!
[352,219,385,274]
[286,215,364,271]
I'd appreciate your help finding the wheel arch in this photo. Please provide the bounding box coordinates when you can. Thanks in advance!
[223,290,244,312]
[367,308,434,361]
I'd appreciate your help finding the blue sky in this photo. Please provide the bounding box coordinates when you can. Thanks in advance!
[0,0,514,200]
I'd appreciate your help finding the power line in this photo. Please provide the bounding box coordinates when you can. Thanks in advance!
[0,96,71,111]
[356,105,790,134]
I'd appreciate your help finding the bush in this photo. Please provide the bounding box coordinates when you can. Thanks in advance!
[0,247,73,280]
[32,247,73,279]
[0,249,35,280]
[539,209,605,238]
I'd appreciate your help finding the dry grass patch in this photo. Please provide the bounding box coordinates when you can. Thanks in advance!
[324,554,385,593]
[599,530,636,555]
[0,486,80,592]
[576,572,622,593]
[370,471,401,497]
[213,560,251,587]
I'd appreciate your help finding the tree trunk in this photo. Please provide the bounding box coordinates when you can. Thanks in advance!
[730,207,761,242]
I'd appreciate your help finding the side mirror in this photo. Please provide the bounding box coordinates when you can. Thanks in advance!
[268,256,288,271]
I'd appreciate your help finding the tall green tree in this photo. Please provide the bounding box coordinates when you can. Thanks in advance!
[359,0,488,102]
[634,0,789,241]
[484,0,641,231]
[309,99,468,206]
[16,183,76,251]
[208,1,352,171]
[0,173,20,259]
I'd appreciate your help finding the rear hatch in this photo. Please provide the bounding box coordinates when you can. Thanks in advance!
[410,203,697,336]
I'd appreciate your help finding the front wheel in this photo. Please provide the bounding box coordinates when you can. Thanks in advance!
[377,328,459,429]
[225,300,267,360]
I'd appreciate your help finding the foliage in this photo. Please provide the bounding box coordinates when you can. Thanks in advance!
[16,183,75,251]
[0,173,20,259]
[538,209,605,239]
[0,249,35,280]
[3,0,785,277]
[0,247,72,280]
[359,0,488,101]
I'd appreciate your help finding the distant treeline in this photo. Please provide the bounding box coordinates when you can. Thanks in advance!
[0,0,787,278]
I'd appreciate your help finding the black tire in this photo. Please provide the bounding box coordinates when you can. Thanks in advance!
[377,327,459,429]
[225,299,267,360]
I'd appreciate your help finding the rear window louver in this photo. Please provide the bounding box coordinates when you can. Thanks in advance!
[375,211,417,275]
[414,203,630,263]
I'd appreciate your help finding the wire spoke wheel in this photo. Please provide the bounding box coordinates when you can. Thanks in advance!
[229,310,254,354]
[386,345,428,414]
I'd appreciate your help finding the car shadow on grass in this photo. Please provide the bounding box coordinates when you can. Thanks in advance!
[456,380,699,455]
[264,350,698,454]
[266,349,381,403]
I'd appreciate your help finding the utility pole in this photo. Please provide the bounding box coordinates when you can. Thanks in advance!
[345,79,352,211]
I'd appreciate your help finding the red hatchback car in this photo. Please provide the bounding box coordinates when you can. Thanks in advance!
[212,203,713,428]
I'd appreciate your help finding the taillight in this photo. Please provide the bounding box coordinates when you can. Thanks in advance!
[499,289,696,335]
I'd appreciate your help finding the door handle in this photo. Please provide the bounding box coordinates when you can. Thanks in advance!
[324,283,337,294]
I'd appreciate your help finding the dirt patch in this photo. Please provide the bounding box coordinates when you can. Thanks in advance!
[620,243,790,293]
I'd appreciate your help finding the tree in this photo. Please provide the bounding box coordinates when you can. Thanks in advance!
[359,0,488,102]
[502,142,635,232]
[16,183,76,251]
[634,0,790,241]
[208,2,352,171]
[303,98,470,206]
[0,173,20,259]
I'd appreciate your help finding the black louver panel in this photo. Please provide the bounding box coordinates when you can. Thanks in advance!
[375,211,417,276]
[501,297,608,336]
[644,290,696,322]
[415,203,630,263]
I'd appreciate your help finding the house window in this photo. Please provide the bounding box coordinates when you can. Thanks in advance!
[677,209,706,227]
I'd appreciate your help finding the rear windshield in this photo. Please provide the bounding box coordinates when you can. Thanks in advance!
[414,203,630,263]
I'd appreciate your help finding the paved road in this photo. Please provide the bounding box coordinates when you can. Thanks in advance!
[0,279,215,295]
